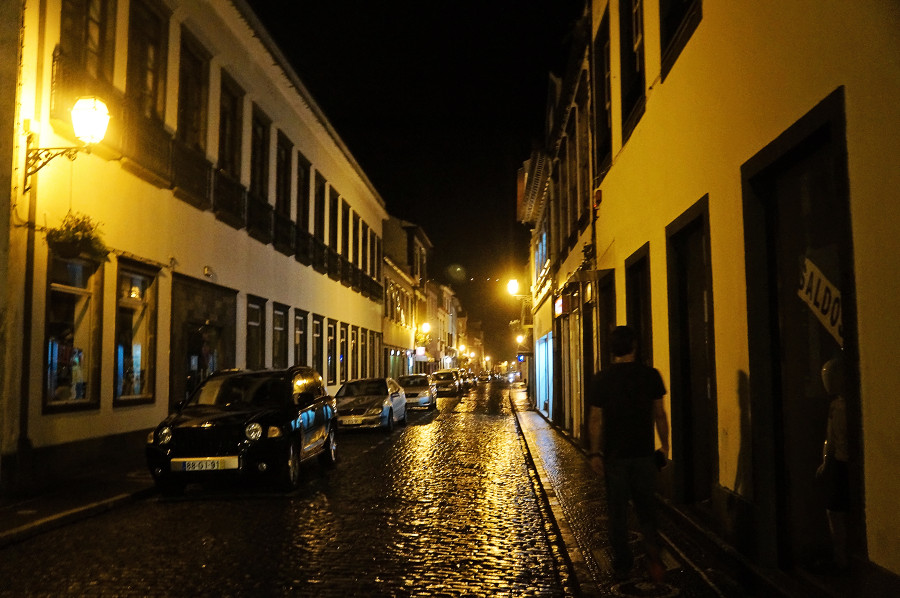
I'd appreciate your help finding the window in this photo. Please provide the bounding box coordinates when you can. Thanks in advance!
[591,11,613,182]
[566,115,578,233]
[352,212,360,266]
[329,187,340,250]
[557,148,569,248]
[361,223,369,275]
[341,200,350,257]
[294,309,308,366]
[60,0,116,83]
[272,303,288,369]
[296,152,311,231]
[246,296,266,369]
[372,332,383,377]
[177,28,208,150]
[312,314,324,374]
[660,0,702,79]
[250,105,270,200]
[626,246,653,365]
[620,0,646,141]
[327,319,337,384]
[314,173,326,242]
[114,262,157,405]
[275,132,293,217]
[44,257,103,411]
[218,73,243,178]
[339,323,348,383]
[126,0,167,120]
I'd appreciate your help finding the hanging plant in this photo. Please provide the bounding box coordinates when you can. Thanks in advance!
[45,211,110,261]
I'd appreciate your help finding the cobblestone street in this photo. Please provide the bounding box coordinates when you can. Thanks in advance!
[0,384,575,597]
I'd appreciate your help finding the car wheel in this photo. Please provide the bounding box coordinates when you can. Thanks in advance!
[318,424,337,468]
[384,408,394,434]
[280,439,301,491]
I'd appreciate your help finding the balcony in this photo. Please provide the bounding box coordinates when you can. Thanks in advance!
[312,238,327,274]
[273,216,295,256]
[120,106,173,187]
[340,256,353,287]
[326,246,341,281]
[246,192,273,244]
[213,171,246,230]
[295,227,313,266]
[172,140,212,209]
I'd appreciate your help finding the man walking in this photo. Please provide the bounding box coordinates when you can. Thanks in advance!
[587,325,670,582]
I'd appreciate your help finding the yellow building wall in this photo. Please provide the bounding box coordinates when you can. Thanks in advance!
[592,0,900,572]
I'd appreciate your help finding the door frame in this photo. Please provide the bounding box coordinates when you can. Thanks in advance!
[741,86,864,567]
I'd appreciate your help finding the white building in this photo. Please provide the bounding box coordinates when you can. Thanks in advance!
[1,0,387,491]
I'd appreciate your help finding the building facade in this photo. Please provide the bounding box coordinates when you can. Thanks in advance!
[2,0,391,492]
[520,0,900,585]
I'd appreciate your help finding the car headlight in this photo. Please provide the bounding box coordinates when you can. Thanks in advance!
[366,406,384,415]
[245,423,262,441]
[156,427,172,445]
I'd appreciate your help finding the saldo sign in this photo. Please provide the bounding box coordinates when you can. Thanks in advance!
[798,257,843,347]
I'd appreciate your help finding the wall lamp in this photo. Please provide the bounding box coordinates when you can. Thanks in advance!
[24,96,110,192]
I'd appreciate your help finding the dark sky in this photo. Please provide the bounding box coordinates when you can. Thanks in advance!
[245,0,584,359]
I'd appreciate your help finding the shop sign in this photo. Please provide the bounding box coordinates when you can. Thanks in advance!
[798,257,843,347]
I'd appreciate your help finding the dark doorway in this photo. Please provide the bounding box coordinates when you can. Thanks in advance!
[626,244,653,366]
[667,197,718,506]
[596,270,616,369]
[743,88,862,569]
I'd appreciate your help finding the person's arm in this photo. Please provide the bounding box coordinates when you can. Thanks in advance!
[653,398,670,459]
[588,405,604,475]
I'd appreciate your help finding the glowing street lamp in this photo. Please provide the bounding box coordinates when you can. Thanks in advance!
[24,96,110,191]
[507,279,520,296]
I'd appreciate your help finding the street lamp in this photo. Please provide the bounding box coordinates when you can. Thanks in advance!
[24,96,110,192]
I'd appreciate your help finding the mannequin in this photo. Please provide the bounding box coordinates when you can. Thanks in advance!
[817,357,849,570]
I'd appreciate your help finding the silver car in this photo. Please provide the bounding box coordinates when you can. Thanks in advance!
[336,378,407,433]
[397,374,437,410]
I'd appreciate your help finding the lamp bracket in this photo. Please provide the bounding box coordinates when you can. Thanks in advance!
[24,145,87,192]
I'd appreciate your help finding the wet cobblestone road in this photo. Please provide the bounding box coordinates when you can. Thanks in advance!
[0,384,577,597]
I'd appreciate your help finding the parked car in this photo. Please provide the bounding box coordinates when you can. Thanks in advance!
[477,371,492,383]
[432,369,461,397]
[397,374,437,409]
[146,366,338,494]
[336,378,407,433]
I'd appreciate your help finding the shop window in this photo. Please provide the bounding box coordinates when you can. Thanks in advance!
[339,323,348,383]
[312,314,324,374]
[246,295,266,369]
[113,263,157,405]
[350,325,359,379]
[327,319,337,384]
[360,328,368,378]
[294,309,308,366]
[272,303,288,369]
[44,257,103,412]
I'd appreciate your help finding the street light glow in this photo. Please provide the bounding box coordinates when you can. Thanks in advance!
[507,279,519,296]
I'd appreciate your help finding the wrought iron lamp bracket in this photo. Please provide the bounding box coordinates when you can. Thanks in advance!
[24,144,86,192]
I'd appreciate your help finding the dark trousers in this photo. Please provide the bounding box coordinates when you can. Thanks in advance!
[604,455,660,572]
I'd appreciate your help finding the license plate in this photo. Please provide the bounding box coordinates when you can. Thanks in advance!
[341,416,364,425]
[171,456,239,472]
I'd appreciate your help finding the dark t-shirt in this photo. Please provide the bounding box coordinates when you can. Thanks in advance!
[587,362,666,459]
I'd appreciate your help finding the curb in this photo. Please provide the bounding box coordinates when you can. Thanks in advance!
[0,486,157,549]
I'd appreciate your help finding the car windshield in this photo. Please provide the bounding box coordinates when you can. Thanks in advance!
[398,375,428,387]
[187,374,291,409]
[433,372,454,381]
[336,379,387,397]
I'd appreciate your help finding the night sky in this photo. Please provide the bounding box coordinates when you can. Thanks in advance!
[245,0,584,359]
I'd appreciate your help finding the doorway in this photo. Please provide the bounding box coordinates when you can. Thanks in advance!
[742,88,862,569]
[667,197,718,506]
